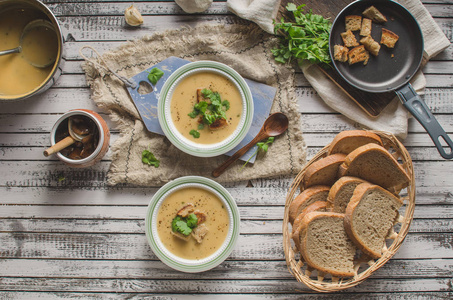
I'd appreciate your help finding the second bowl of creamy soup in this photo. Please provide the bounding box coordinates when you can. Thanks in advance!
[145,176,240,273]
[158,61,254,157]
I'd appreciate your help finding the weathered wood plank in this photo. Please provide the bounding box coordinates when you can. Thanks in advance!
[44,2,453,19]
[0,202,451,219]
[0,161,451,194]
[0,184,452,206]
[51,15,452,42]
[0,277,450,293]
[0,258,451,279]
[1,144,451,161]
[1,112,453,134]
[0,233,451,260]
[0,132,447,148]
[0,218,451,234]
[0,291,451,300]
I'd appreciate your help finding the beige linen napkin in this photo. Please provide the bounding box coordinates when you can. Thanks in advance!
[302,0,450,138]
[82,24,306,187]
[227,0,282,34]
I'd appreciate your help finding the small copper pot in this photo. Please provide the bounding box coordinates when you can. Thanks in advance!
[50,109,110,168]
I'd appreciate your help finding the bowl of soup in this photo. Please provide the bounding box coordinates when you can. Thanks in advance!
[145,176,240,273]
[0,0,64,101]
[158,61,254,157]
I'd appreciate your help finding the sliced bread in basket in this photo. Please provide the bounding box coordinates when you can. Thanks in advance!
[328,130,383,155]
[344,183,403,259]
[338,143,410,191]
[289,185,330,224]
[299,212,357,277]
[328,176,366,213]
[292,201,328,251]
[303,153,346,188]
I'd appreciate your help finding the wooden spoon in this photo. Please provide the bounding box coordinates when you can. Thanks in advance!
[212,112,289,178]
[43,117,90,157]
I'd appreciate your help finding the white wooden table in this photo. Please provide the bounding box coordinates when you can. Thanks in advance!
[1,0,452,298]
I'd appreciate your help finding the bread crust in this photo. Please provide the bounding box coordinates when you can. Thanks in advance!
[327,176,366,212]
[289,185,330,224]
[291,201,328,251]
[303,153,346,188]
[344,183,403,259]
[299,212,356,277]
[328,130,383,155]
[340,143,410,191]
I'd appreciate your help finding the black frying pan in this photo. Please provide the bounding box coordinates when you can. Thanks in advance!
[329,0,453,159]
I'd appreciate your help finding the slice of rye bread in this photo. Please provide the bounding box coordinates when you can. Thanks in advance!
[289,185,330,224]
[338,143,410,191]
[344,183,403,259]
[292,201,328,251]
[303,153,346,188]
[299,212,357,277]
[328,130,383,155]
[327,176,366,213]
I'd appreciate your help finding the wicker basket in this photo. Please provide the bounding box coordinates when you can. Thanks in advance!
[283,131,415,292]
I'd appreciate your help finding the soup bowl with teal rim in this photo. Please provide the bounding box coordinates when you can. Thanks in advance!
[145,176,240,273]
[158,61,254,157]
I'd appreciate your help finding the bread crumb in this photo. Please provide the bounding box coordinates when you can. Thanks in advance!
[381,28,399,48]
[334,45,349,62]
[363,6,387,23]
[341,30,359,47]
[360,18,372,36]
[360,36,380,56]
[348,45,370,65]
[345,15,362,31]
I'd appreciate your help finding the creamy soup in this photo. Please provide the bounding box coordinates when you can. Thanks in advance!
[157,187,230,260]
[0,7,58,97]
[170,72,243,144]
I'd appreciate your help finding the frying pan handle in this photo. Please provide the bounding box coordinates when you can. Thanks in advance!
[396,84,453,159]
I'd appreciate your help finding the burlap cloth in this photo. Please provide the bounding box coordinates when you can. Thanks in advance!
[82,24,306,187]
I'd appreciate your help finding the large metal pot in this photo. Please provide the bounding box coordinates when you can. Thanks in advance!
[0,0,64,101]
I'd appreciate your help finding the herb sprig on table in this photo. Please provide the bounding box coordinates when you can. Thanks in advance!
[241,137,275,169]
[142,149,160,167]
[147,68,164,85]
[272,3,332,67]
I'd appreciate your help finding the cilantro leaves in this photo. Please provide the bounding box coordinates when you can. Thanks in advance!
[171,213,198,236]
[189,129,200,138]
[142,149,160,167]
[147,68,164,85]
[187,88,230,137]
[241,137,275,169]
[272,3,331,67]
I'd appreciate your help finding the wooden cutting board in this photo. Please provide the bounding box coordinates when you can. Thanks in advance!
[278,0,395,117]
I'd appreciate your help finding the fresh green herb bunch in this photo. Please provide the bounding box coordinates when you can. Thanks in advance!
[172,213,198,236]
[272,3,332,67]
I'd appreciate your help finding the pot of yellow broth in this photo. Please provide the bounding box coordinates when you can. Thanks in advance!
[0,0,64,101]
[158,61,254,157]
[145,176,240,273]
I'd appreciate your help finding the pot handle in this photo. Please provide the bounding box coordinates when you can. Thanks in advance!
[396,83,453,159]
